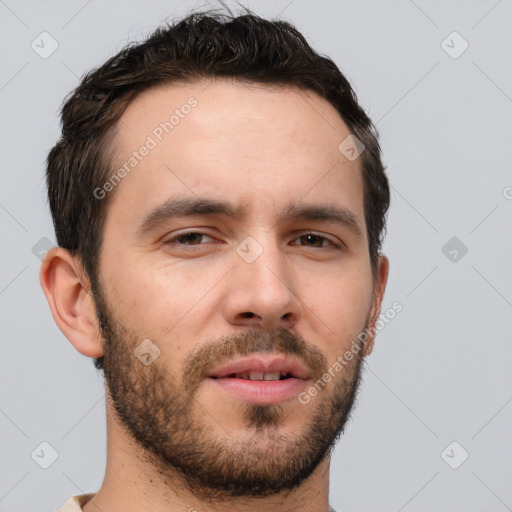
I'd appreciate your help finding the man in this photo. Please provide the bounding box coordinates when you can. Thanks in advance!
[40,6,389,512]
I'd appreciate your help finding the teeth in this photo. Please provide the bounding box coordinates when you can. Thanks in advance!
[234,371,283,381]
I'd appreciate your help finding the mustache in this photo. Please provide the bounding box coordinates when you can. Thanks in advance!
[182,327,327,394]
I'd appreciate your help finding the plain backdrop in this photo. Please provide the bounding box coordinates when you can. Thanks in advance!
[1,1,511,511]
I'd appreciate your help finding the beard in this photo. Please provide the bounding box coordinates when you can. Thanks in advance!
[93,282,367,502]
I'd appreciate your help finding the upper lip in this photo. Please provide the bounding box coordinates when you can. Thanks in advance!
[207,355,310,380]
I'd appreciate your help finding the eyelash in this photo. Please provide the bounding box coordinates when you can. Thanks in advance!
[163,231,341,249]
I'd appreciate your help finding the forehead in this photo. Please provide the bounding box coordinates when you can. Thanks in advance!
[106,79,365,227]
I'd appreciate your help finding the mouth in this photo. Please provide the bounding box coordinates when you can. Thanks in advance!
[206,355,309,404]
[207,354,309,380]
[211,371,295,381]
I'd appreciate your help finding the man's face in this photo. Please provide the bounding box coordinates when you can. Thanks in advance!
[93,80,383,499]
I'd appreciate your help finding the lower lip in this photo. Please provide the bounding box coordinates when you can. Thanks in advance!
[207,377,306,405]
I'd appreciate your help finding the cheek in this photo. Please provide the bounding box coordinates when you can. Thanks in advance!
[302,268,373,341]
[109,262,217,342]
[101,270,204,377]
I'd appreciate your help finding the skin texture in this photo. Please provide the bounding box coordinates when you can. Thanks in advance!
[40,79,388,512]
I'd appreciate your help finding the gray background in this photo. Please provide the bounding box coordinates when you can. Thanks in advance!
[1,0,511,511]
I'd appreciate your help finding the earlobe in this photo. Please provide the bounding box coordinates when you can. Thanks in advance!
[39,247,104,359]
[363,254,390,357]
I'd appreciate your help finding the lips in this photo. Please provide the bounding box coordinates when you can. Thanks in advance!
[207,355,310,381]
[226,371,290,381]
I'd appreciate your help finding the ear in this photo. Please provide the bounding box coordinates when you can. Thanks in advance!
[362,254,389,357]
[39,247,103,359]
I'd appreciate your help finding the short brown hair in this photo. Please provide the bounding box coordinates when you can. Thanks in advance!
[46,6,390,371]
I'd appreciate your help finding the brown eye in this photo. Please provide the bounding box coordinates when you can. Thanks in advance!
[293,234,337,248]
[165,232,214,246]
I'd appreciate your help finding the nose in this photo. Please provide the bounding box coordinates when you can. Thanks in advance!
[223,238,302,331]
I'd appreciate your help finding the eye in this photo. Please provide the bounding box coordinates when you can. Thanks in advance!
[291,233,340,249]
[164,232,214,246]
[163,231,340,250]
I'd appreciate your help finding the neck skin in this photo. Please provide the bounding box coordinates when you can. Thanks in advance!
[82,396,332,512]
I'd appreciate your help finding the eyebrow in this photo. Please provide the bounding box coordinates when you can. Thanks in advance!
[137,196,363,237]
